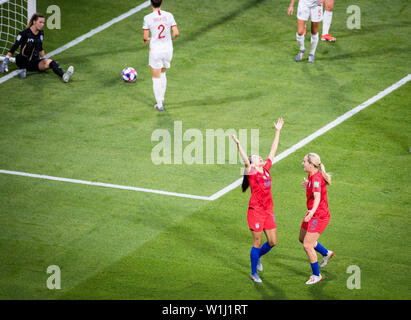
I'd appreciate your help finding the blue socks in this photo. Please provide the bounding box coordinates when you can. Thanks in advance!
[250,246,260,274]
[314,242,328,256]
[250,242,274,274]
[311,261,320,276]
[259,241,273,257]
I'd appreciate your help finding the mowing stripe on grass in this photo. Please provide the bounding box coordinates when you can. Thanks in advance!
[0,1,150,84]
[0,74,410,199]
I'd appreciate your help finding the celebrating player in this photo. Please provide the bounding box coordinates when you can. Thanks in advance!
[232,118,284,283]
[142,0,179,111]
[299,153,334,285]
[288,0,324,63]
[0,13,74,82]
[322,0,336,41]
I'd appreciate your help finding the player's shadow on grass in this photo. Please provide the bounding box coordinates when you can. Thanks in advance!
[336,21,411,39]
[169,91,264,109]
[324,46,410,62]
[252,277,288,300]
[307,270,336,300]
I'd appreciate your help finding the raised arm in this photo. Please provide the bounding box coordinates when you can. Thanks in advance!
[232,135,251,171]
[268,118,284,163]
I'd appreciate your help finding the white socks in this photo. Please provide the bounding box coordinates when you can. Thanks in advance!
[322,10,333,35]
[297,32,318,56]
[160,72,167,103]
[310,33,319,55]
[152,78,163,108]
[296,32,305,51]
[152,72,167,108]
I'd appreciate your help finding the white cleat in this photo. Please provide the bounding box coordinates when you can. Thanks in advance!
[320,250,334,268]
[305,274,323,285]
[308,54,315,63]
[257,259,263,272]
[63,66,74,83]
[295,49,305,62]
[250,273,262,283]
[154,104,164,111]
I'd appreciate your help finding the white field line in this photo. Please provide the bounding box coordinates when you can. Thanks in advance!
[0,1,150,84]
[0,169,211,201]
[0,75,409,200]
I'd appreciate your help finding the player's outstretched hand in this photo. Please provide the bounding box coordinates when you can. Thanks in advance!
[288,6,294,16]
[0,57,9,73]
[231,134,240,145]
[274,118,284,131]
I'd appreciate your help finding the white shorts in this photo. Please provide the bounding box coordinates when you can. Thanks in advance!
[297,1,323,22]
[149,50,173,69]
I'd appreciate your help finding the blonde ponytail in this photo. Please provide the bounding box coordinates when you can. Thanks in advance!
[307,153,332,185]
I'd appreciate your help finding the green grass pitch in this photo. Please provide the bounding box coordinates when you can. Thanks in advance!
[0,0,410,300]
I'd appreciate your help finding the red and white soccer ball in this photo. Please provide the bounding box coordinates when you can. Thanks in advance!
[122,67,137,82]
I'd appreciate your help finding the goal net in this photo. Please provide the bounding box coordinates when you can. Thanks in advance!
[0,0,36,62]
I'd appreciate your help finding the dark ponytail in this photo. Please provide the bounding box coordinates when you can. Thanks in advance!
[27,13,45,28]
[242,174,249,192]
[241,156,253,192]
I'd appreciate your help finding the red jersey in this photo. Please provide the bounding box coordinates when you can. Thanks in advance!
[247,158,273,212]
[306,171,330,219]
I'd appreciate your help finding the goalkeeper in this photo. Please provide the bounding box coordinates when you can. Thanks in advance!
[0,13,74,82]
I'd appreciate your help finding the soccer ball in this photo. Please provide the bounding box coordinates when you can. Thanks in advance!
[122,67,137,82]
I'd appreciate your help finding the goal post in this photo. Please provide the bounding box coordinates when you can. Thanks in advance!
[0,0,36,62]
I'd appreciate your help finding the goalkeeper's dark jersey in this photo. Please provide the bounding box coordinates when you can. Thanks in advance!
[9,28,44,61]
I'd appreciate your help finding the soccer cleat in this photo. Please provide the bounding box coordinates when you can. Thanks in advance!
[305,274,323,285]
[20,68,27,79]
[257,259,263,272]
[295,49,305,62]
[0,62,7,73]
[320,250,334,268]
[154,104,164,111]
[250,273,262,283]
[321,34,336,42]
[308,54,315,63]
[63,66,74,83]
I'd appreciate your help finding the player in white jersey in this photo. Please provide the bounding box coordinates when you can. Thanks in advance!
[321,0,336,41]
[143,0,179,111]
[288,0,324,63]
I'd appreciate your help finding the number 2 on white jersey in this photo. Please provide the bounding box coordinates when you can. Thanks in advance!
[158,24,165,39]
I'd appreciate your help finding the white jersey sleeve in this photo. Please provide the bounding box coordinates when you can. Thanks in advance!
[142,10,177,52]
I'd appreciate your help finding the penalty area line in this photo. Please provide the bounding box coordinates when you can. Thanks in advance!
[0,169,211,201]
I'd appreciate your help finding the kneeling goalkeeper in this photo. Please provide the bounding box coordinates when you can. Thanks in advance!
[0,13,74,82]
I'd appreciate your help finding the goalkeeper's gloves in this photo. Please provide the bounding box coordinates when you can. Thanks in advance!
[0,56,10,73]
